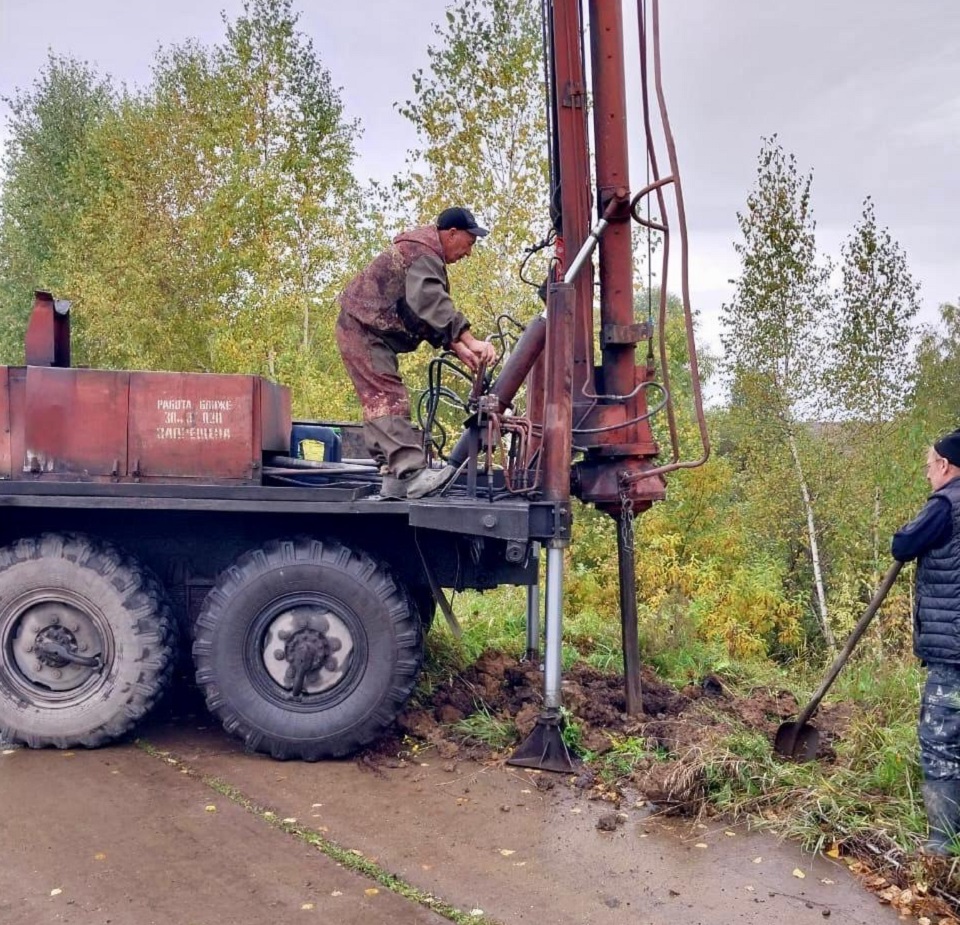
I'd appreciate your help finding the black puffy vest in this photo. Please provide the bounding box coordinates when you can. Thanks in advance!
[915,477,960,663]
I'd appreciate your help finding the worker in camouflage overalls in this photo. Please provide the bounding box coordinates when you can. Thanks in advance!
[893,428,960,854]
[336,207,497,499]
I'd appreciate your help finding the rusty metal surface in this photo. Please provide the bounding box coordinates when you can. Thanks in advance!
[128,372,259,481]
[23,367,129,477]
[259,379,291,453]
[550,0,595,408]
[589,0,637,448]
[0,367,10,479]
[24,291,70,368]
[8,369,25,479]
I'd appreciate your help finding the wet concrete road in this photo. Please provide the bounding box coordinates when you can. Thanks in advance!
[1,721,901,925]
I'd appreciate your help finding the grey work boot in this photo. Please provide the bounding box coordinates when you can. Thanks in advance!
[405,465,457,500]
[922,779,960,855]
[379,474,408,500]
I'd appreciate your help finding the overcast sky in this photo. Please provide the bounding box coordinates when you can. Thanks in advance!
[1,0,958,356]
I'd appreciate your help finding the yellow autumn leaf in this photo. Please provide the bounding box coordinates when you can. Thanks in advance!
[204,805,217,813]
[792,868,806,879]
[364,888,379,896]
[826,845,840,858]
[300,903,314,910]
[94,853,106,861]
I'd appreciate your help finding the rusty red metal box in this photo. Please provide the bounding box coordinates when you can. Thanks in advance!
[129,372,290,482]
[14,367,290,483]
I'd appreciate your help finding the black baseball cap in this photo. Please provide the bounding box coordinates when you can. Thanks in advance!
[437,206,488,237]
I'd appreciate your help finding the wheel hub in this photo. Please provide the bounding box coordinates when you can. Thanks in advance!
[10,602,103,691]
[262,606,353,695]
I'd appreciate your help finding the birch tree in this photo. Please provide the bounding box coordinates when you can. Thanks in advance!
[721,137,835,650]
[827,197,921,579]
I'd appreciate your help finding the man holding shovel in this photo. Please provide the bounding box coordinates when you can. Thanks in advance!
[893,429,960,855]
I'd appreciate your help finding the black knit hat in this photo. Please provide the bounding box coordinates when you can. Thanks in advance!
[437,207,488,237]
[935,429,960,467]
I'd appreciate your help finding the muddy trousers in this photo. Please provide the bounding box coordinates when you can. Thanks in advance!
[335,312,425,478]
[919,662,960,853]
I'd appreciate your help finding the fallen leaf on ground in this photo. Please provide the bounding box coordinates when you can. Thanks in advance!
[204,805,217,813]
[499,849,515,856]
[300,903,314,910]
[282,818,297,824]
[469,909,484,917]
[94,853,106,861]
[50,889,62,897]
[312,803,322,808]
[330,891,342,897]
[792,868,806,879]
[364,888,379,896]
[724,831,736,837]
[348,849,364,857]
[694,843,708,849]
[826,844,840,858]
[820,879,834,885]
[752,857,763,864]
[745,886,755,892]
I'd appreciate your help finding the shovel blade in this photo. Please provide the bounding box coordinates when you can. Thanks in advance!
[774,721,820,762]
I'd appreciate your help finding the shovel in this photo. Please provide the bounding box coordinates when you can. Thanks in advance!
[774,560,904,761]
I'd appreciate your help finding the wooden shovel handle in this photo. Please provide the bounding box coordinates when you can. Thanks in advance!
[794,560,904,729]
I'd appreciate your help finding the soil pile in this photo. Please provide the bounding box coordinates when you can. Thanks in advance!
[390,651,850,807]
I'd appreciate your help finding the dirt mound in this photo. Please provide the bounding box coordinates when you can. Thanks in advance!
[388,651,851,805]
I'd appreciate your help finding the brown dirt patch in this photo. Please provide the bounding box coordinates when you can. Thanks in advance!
[383,651,853,804]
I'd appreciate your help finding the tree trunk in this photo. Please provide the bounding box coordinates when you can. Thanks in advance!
[787,431,836,651]
[872,484,883,650]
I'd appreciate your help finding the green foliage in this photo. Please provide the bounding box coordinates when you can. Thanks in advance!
[2,0,365,421]
[395,0,549,341]
[827,196,921,423]
[0,54,114,362]
[912,299,960,436]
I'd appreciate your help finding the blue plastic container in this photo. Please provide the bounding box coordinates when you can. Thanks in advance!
[290,423,342,463]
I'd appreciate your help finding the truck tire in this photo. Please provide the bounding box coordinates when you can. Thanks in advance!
[193,537,423,761]
[0,533,177,749]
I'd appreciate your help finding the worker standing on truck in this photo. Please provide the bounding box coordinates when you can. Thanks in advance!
[892,428,960,855]
[336,207,497,500]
